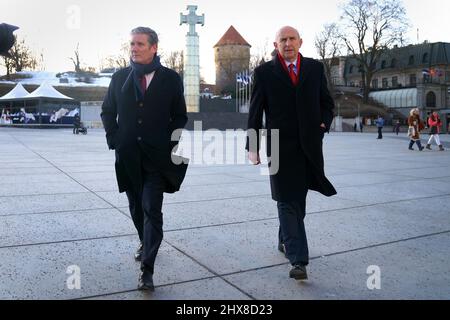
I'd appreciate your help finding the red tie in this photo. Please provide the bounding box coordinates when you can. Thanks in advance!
[288,64,297,85]
[140,76,147,94]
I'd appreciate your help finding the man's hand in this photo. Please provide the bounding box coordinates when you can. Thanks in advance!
[248,151,261,165]
[320,123,326,130]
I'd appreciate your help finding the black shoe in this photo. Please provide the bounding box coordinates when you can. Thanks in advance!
[408,147,414,150]
[419,146,424,151]
[426,144,432,150]
[138,270,154,291]
[289,264,308,280]
[134,243,143,261]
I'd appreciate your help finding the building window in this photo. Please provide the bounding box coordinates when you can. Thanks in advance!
[426,91,436,108]
[410,74,417,86]
[424,74,431,83]
[445,71,450,82]
[372,79,378,89]
[392,76,398,87]
[408,55,415,65]
[349,66,354,74]
[381,60,386,69]
[382,78,388,88]
[391,59,397,68]
[422,53,429,63]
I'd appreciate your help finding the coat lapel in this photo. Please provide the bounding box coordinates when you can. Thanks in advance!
[145,67,166,98]
[270,57,294,88]
[270,54,312,90]
[120,67,167,100]
[297,55,312,91]
[144,68,166,98]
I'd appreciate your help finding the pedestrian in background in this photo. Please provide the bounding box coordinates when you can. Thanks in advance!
[426,111,445,151]
[408,108,425,151]
[375,115,384,139]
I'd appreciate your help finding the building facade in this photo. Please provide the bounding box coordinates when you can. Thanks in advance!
[331,42,450,129]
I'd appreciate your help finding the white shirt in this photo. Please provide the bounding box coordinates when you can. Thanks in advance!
[143,71,156,90]
[284,59,298,75]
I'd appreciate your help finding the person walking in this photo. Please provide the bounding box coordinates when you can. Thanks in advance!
[408,108,425,151]
[246,26,336,281]
[394,120,400,135]
[426,111,445,151]
[375,115,384,139]
[101,27,188,291]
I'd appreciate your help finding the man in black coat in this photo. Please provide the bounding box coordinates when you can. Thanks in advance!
[246,26,336,280]
[101,27,188,291]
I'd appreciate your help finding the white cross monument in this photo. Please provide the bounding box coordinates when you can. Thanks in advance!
[180,5,204,113]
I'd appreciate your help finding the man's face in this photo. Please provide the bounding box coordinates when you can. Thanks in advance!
[130,33,157,64]
[274,27,302,62]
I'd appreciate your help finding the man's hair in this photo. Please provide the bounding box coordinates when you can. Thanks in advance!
[131,27,159,46]
[275,26,301,42]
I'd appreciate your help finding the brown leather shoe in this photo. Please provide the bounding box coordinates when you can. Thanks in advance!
[289,265,308,280]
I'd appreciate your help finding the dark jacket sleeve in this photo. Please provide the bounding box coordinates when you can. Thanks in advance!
[168,73,188,151]
[100,74,119,150]
[246,68,265,152]
[319,63,335,133]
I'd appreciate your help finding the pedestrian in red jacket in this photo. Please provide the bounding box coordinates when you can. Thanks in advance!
[426,111,445,151]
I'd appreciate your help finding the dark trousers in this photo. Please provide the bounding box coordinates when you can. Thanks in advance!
[377,127,383,139]
[277,190,309,266]
[409,140,423,149]
[126,169,166,275]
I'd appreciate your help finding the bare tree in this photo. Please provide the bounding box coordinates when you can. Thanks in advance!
[315,23,342,93]
[163,50,184,78]
[70,43,82,73]
[1,36,38,79]
[339,0,409,102]
[101,41,129,72]
[250,40,270,71]
[1,55,14,78]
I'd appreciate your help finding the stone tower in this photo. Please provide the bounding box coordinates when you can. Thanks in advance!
[214,26,251,95]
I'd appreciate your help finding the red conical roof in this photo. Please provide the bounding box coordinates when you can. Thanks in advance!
[214,25,251,48]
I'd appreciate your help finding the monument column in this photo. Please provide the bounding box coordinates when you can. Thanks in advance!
[180,5,204,113]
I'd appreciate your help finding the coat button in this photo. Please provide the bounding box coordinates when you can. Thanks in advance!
[138,119,143,124]
[139,102,144,107]
[137,137,142,141]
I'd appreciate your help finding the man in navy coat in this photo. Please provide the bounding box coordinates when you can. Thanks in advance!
[246,26,336,280]
[101,27,188,291]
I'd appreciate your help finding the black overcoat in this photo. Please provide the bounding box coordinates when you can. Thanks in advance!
[247,55,337,201]
[101,66,188,194]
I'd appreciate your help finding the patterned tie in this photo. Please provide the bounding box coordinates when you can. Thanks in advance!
[288,64,297,85]
[140,75,147,94]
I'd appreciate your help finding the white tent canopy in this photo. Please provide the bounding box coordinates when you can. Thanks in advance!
[26,82,73,100]
[0,83,30,100]
[369,88,417,109]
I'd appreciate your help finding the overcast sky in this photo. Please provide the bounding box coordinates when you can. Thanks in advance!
[1,0,449,83]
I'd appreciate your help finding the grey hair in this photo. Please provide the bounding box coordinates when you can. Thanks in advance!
[131,27,159,46]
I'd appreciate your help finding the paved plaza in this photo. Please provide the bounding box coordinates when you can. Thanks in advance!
[0,127,449,300]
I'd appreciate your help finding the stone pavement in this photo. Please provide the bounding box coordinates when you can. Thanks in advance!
[0,127,449,300]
